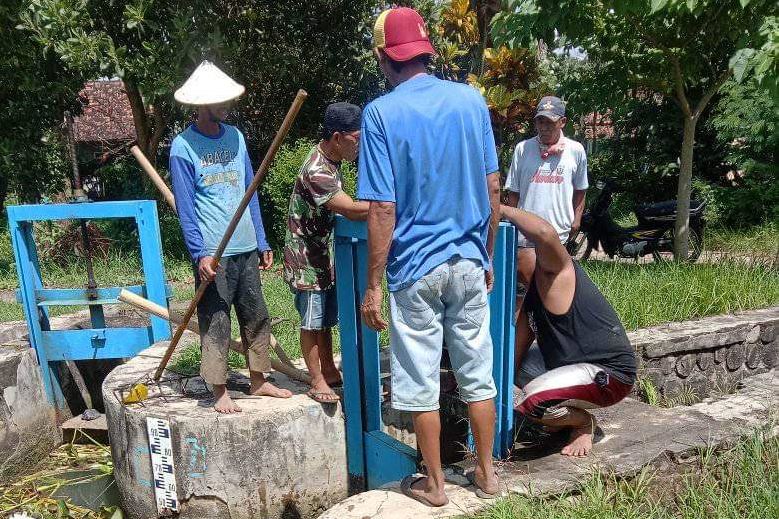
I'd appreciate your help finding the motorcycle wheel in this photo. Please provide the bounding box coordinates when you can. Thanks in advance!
[652,227,703,263]
[567,232,593,260]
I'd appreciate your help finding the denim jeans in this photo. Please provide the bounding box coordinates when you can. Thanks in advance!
[388,257,496,411]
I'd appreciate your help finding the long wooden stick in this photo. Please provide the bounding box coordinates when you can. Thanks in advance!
[119,289,310,384]
[130,145,176,211]
[154,89,308,380]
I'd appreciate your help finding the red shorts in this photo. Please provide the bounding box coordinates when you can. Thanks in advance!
[516,362,633,419]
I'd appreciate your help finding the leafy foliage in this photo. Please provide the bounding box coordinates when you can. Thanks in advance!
[705,78,778,226]
[491,0,778,257]
[0,0,80,209]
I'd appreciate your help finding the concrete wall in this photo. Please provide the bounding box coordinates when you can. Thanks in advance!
[103,341,348,519]
[632,307,778,399]
[0,344,61,483]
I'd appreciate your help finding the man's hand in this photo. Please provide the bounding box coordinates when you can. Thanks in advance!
[198,256,218,283]
[361,286,387,331]
[485,269,494,293]
[571,218,581,236]
[259,250,273,270]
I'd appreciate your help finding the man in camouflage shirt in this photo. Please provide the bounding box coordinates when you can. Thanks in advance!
[284,102,368,403]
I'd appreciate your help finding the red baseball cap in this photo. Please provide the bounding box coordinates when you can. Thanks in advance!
[373,7,435,62]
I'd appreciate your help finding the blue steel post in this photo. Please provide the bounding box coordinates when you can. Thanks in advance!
[354,241,382,432]
[498,222,516,456]
[489,224,508,458]
[135,201,171,342]
[334,232,366,491]
[8,211,64,409]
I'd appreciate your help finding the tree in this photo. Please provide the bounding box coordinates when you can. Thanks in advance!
[491,0,778,259]
[18,0,221,166]
[0,0,80,210]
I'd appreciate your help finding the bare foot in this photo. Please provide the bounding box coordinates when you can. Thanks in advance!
[250,380,293,398]
[402,475,449,507]
[472,465,500,496]
[213,387,242,414]
[561,423,594,457]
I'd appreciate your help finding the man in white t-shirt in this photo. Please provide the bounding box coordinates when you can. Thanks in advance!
[505,96,588,294]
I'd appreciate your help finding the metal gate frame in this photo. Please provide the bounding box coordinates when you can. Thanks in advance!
[334,217,516,490]
[8,200,170,411]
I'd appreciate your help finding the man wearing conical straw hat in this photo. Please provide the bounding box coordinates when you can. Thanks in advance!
[170,60,292,413]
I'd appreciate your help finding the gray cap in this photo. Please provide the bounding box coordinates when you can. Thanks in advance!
[535,96,566,121]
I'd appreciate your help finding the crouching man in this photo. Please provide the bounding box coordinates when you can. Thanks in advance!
[500,204,636,456]
[170,61,292,413]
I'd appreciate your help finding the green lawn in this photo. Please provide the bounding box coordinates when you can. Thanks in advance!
[706,222,779,256]
[0,243,777,366]
[584,259,779,331]
[463,425,778,519]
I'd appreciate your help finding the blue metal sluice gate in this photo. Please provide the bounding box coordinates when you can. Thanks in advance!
[334,217,517,490]
[8,200,171,410]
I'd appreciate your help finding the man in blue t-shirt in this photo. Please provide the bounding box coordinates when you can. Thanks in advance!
[358,7,502,506]
[170,61,292,413]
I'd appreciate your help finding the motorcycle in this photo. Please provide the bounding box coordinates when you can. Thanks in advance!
[566,179,706,262]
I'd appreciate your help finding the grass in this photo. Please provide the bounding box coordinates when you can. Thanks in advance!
[0,226,776,363]
[464,425,779,519]
[581,259,779,331]
[707,222,779,256]
[0,430,117,519]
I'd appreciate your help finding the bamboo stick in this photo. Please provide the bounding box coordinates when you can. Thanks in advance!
[118,289,310,384]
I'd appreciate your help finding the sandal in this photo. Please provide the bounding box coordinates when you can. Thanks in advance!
[307,389,340,403]
[399,475,449,507]
[466,470,501,499]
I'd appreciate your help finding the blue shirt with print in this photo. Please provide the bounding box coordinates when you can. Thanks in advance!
[169,123,269,263]
[357,75,499,291]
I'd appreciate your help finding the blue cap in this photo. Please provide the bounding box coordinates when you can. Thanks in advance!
[535,96,566,121]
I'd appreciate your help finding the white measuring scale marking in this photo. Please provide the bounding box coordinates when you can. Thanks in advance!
[146,417,179,513]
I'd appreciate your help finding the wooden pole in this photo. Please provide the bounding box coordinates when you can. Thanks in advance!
[118,289,310,384]
[154,89,308,380]
[130,145,176,212]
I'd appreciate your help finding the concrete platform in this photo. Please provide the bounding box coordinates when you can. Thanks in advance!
[102,341,348,519]
[318,370,778,519]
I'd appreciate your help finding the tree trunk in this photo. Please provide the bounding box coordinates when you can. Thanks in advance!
[124,81,154,166]
[475,0,501,49]
[673,114,697,260]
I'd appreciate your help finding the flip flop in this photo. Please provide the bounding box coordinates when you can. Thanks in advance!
[399,475,449,507]
[466,470,501,499]
[307,389,340,404]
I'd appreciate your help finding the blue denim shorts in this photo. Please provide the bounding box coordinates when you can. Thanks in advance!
[293,286,338,330]
[388,258,497,411]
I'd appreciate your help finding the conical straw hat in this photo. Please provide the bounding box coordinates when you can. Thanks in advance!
[174,60,245,105]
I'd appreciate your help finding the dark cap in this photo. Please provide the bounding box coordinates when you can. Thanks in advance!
[535,96,566,121]
[324,102,362,136]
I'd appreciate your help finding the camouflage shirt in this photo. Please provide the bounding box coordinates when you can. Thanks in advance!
[283,146,343,290]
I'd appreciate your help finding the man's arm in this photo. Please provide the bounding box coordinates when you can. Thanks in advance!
[484,172,501,291]
[514,308,535,374]
[325,192,369,221]
[571,189,586,235]
[170,155,206,262]
[500,205,571,276]
[361,201,395,331]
